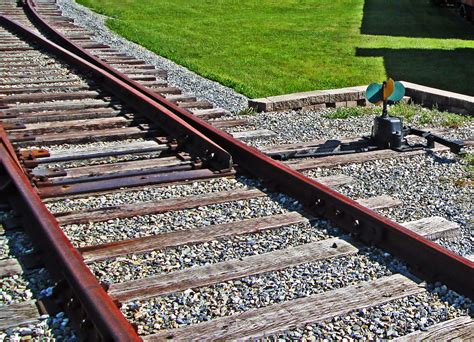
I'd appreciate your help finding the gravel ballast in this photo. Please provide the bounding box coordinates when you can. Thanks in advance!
[0,211,76,341]
[0,49,86,89]
[268,290,471,341]
[4,2,472,340]
[46,176,256,214]
[304,151,473,256]
[230,109,373,147]
[228,109,473,148]
[90,220,333,284]
[0,312,75,341]
[62,195,298,247]
[121,248,403,334]
[0,274,34,305]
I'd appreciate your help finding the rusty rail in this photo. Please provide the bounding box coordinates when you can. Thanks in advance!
[2,9,232,173]
[0,12,232,341]
[0,126,21,168]
[23,0,474,298]
[0,138,140,340]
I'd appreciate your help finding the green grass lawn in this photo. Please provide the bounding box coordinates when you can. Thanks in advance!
[77,0,474,98]
[325,102,472,128]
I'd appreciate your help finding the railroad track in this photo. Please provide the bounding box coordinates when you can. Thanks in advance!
[0,0,472,340]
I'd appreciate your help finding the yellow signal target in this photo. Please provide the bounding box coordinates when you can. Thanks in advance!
[383,78,395,100]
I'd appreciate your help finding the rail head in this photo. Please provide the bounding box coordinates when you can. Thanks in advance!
[0,126,21,168]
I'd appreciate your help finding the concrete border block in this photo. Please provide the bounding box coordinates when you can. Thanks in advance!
[402,81,474,116]
[346,100,359,107]
[249,86,367,112]
[248,98,273,112]
[249,81,473,115]
[301,103,327,111]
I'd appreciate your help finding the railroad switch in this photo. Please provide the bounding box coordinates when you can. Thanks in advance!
[268,79,465,160]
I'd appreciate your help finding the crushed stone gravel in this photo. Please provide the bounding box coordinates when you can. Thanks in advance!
[63,194,299,247]
[0,312,76,341]
[121,248,405,334]
[0,210,76,341]
[46,176,256,214]
[304,151,473,257]
[229,109,472,148]
[0,274,34,305]
[90,220,334,284]
[268,289,472,341]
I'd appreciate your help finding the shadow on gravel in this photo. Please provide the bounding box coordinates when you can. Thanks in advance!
[425,150,460,165]
[361,0,474,39]
[0,210,76,339]
[356,47,474,96]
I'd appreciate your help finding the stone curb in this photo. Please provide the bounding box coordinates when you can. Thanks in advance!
[248,86,367,112]
[249,82,474,115]
[403,81,474,116]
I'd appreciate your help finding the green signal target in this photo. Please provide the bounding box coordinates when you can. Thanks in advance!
[366,83,383,104]
[388,81,405,102]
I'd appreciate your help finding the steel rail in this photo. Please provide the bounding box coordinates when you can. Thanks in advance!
[0,138,141,340]
[4,8,233,173]
[0,126,21,168]
[23,0,474,298]
[0,13,231,341]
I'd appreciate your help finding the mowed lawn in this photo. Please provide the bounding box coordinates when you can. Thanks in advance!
[77,0,474,98]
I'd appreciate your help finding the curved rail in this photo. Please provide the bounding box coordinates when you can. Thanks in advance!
[0,12,233,341]
[22,0,473,298]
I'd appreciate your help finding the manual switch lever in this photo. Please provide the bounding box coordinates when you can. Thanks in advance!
[267,78,465,161]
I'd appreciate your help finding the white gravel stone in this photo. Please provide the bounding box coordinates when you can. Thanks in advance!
[121,248,400,334]
[0,210,76,340]
[90,220,333,284]
[0,274,33,305]
[230,109,372,147]
[0,237,10,260]
[47,176,256,214]
[267,290,471,341]
[304,151,473,256]
[230,108,472,148]
[0,313,76,341]
[63,195,298,247]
